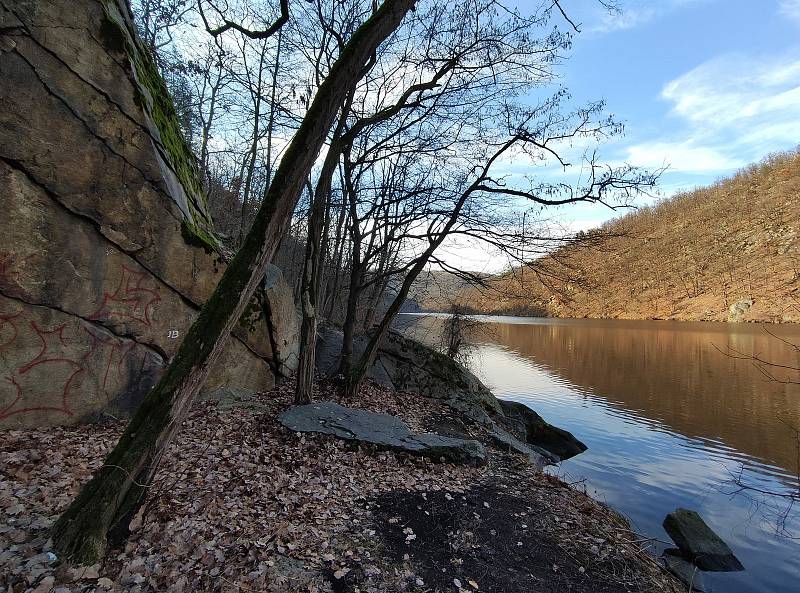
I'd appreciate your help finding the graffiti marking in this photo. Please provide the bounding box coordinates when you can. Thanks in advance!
[89,265,161,327]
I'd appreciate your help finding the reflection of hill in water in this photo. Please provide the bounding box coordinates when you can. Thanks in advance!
[400,315,800,476]
[485,320,800,475]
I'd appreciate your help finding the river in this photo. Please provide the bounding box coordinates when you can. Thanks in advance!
[396,314,800,593]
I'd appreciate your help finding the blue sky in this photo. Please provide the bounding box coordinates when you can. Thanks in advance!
[519,0,800,230]
[427,0,800,271]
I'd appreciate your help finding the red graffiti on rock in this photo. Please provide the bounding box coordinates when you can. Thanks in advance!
[1,320,80,419]
[89,265,161,327]
[0,265,158,421]
[0,315,141,422]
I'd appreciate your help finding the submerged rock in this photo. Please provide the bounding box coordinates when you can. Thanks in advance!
[662,549,705,591]
[279,401,487,466]
[497,400,587,461]
[662,508,744,571]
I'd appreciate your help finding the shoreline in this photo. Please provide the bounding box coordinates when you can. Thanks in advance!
[1,380,682,593]
[403,309,800,325]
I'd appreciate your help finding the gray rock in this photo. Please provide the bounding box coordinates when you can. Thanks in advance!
[202,387,272,412]
[728,298,754,322]
[663,509,744,571]
[488,422,551,467]
[314,326,588,466]
[315,326,499,426]
[497,400,587,461]
[204,386,258,402]
[662,549,705,591]
[279,401,486,466]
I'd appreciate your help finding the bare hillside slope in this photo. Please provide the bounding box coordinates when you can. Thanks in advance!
[460,150,800,322]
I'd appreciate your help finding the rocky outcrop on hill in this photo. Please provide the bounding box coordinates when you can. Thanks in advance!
[0,0,298,428]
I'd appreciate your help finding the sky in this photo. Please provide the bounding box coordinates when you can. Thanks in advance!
[439,0,800,271]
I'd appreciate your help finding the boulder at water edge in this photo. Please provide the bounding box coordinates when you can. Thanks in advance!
[663,508,744,571]
[497,399,587,461]
[662,549,706,591]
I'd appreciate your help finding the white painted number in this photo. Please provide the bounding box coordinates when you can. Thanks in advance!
[167,330,180,339]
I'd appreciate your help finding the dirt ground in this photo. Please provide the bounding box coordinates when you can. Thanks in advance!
[1,381,681,593]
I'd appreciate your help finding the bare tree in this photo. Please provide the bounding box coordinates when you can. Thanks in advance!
[52,0,417,562]
[344,97,658,396]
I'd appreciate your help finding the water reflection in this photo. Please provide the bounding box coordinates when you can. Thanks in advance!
[397,314,800,593]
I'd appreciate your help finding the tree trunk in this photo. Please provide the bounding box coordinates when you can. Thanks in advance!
[198,56,223,186]
[294,100,351,403]
[52,0,416,563]
[340,254,363,376]
[237,41,269,245]
[323,200,348,320]
[338,153,364,377]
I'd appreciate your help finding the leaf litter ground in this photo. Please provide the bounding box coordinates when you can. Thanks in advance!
[1,380,681,593]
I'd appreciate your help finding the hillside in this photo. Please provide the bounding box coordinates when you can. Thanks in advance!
[458,150,800,322]
[405,270,490,312]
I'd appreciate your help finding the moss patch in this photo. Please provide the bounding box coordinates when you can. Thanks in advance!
[99,2,219,252]
[238,293,265,333]
[180,220,217,253]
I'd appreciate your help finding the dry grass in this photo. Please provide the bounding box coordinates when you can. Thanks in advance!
[460,150,800,322]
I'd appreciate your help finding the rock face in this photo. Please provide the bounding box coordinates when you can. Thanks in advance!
[728,298,754,322]
[0,0,298,428]
[662,508,744,571]
[279,401,487,466]
[316,326,501,425]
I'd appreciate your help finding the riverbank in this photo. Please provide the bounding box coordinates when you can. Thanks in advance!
[1,380,681,593]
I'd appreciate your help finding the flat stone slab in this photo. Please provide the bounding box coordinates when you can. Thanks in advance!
[663,509,744,571]
[279,401,486,466]
[663,549,705,591]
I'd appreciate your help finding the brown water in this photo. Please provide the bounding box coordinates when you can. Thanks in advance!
[397,314,800,593]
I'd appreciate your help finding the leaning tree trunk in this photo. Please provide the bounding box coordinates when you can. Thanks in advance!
[52,0,416,564]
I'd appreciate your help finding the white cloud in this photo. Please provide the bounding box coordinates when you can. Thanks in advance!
[779,0,800,23]
[624,141,742,173]
[585,0,707,34]
[662,53,800,128]
[622,51,800,175]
